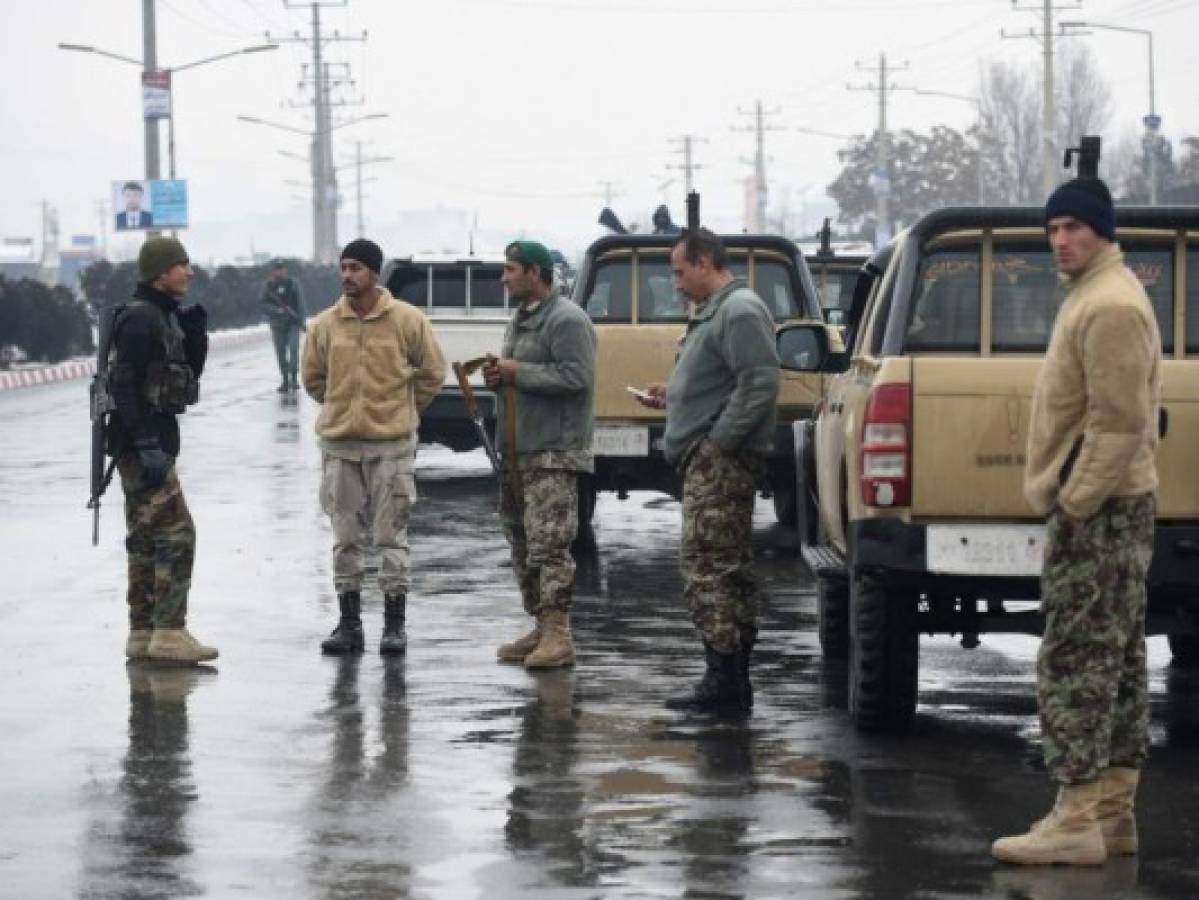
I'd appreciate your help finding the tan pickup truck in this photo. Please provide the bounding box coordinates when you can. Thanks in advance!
[574,233,826,529]
[782,206,1199,733]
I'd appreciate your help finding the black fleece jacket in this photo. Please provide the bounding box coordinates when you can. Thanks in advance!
[109,284,207,457]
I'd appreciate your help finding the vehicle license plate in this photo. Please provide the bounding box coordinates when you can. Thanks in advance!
[926,524,1046,577]
[593,425,649,457]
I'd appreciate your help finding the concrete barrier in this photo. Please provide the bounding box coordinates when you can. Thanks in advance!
[0,325,269,392]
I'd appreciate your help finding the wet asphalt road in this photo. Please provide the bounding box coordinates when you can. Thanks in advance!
[3,337,1199,899]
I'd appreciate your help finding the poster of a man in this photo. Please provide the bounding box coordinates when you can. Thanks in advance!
[114,181,153,231]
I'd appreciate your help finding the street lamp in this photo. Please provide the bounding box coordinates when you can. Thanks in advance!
[912,88,988,204]
[1060,21,1158,202]
[58,41,278,179]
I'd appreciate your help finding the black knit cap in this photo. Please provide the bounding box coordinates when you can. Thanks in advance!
[1044,177,1116,241]
[340,238,384,274]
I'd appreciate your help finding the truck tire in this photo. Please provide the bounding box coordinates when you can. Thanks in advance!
[572,475,598,553]
[848,571,919,734]
[817,576,850,659]
[773,486,798,528]
[1168,633,1199,667]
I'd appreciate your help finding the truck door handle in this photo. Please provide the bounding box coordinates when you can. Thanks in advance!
[1159,408,1168,439]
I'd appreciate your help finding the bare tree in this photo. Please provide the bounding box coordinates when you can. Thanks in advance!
[979,60,1042,204]
[1056,44,1112,156]
[978,44,1112,204]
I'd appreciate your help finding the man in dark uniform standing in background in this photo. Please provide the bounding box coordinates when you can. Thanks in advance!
[108,236,217,665]
[261,259,307,393]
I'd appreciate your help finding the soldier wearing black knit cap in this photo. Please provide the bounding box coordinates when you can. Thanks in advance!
[301,239,448,657]
[994,176,1162,866]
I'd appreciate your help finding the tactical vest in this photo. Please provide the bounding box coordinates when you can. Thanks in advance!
[110,300,199,414]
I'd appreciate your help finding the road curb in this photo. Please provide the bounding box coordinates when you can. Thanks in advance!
[0,326,270,392]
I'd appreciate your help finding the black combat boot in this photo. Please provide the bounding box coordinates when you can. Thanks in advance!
[277,378,289,393]
[321,591,364,654]
[379,593,407,655]
[737,624,758,709]
[665,642,748,716]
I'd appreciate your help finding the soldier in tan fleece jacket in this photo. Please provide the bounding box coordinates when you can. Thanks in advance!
[994,178,1161,867]
[302,239,447,656]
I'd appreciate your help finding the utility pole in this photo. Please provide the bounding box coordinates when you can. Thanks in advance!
[95,200,108,259]
[734,101,783,233]
[142,0,160,185]
[597,181,620,208]
[667,134,707,196]
[270,2,367,263]
[1003,0,1081,198]
[848,54,910,247]
[348,141,393,237]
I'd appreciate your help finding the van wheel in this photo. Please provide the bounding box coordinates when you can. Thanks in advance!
[1168,633,1199,667]
[848,571,918,733]
[773,486,798,528]
[817,576,849,659]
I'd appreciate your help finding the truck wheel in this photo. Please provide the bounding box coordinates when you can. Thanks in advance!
[572,476,598,554]
[1168,633,1199,667]
[773,486,798,528]
[848,571,918,733]
[817,576,849,659]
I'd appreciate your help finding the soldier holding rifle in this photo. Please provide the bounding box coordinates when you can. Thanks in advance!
[486,240,596,670]
[261,259,307,393]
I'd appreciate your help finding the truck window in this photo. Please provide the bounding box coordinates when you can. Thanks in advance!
[1123,244,1174,352]
[430,267,467,315]
[753,259,803,321]
[389,265,429,308]
[584,257,632,322]
[992,243,1174,353]
[469,265,506,310]
[1187,243,1199,352]
[637,256,687,322]
[991,246,1059,351]
[904,248,980,351]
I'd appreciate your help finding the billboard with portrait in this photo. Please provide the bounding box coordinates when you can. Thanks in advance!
[111,179,189,231]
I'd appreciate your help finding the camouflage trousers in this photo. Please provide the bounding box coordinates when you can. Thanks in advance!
[680,439,764,654]
[500,468,578,616]
[118,453,196,629]
[1038,493,1156,784]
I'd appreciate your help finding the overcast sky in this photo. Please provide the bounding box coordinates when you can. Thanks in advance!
[3,0,1196,265]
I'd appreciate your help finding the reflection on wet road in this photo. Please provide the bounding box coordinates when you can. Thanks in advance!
[2,342,1198,898]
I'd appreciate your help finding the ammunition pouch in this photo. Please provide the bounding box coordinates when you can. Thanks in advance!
[144,360,199,414]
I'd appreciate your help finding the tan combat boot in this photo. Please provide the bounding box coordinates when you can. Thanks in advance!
[496,622,541,662]
[992,781,1107,866]
[146,627,219,664]
[126,629,153,660]
[1096,767,1139,855]
[523,609,576,670]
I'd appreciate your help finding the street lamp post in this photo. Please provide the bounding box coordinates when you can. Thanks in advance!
[58,42,278,183]
[1061,21,1158,202]
[912,88,988,204]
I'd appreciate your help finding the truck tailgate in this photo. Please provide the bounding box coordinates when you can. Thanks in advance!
[911,357,1199,520]
[910,357,1040,518]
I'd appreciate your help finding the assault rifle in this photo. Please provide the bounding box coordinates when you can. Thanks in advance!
[87,306,121,545]
[453,357,501,475]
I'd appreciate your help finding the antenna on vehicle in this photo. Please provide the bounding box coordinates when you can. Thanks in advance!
[685,191,700,231]
[1063,135,1101,178]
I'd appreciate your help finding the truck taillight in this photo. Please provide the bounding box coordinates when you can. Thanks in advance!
[860,383,911,507]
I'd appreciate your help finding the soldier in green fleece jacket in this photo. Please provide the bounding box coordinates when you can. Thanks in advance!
[638,228,780,715]
[487,240,597,671]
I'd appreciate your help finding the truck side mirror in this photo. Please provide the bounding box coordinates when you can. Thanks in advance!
[778,323,845,373]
